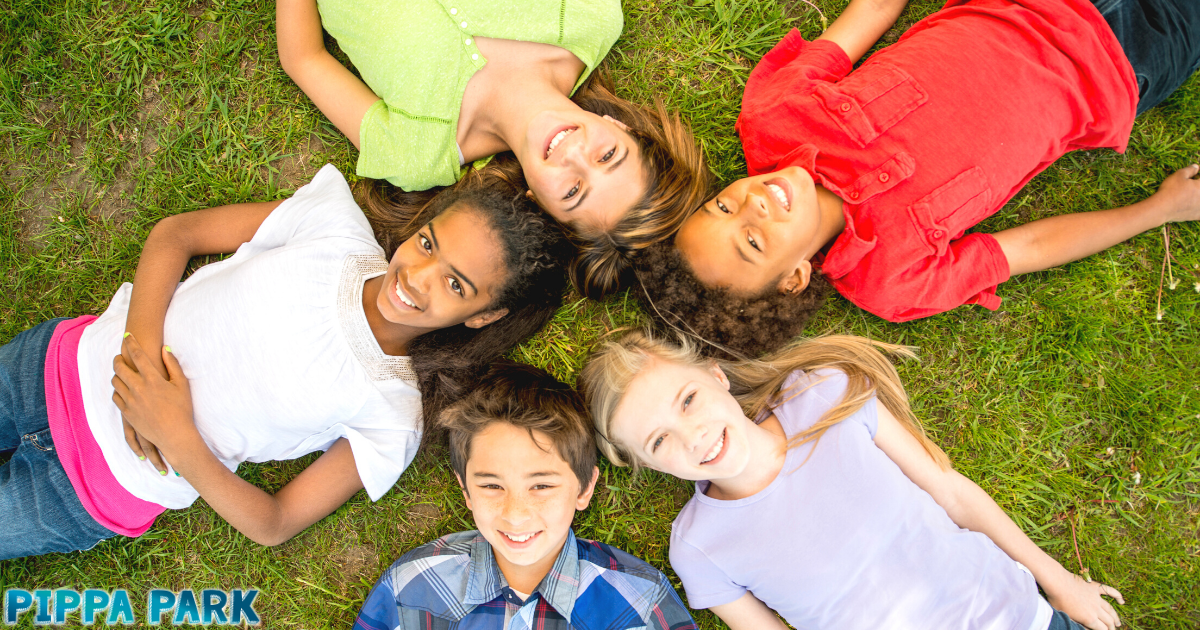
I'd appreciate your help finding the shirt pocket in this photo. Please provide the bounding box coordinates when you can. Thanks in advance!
[811,61,928,148]
[906,167,993,257]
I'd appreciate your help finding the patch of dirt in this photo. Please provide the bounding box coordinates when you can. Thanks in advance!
[330,544,379,587]
[401,503,443,536]
[270,133,327,190]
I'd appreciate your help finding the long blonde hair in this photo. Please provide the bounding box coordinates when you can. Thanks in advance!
[577,329,950,472]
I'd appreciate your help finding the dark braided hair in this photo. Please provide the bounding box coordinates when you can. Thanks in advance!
[365,156,572,428]
[632,241,832,359]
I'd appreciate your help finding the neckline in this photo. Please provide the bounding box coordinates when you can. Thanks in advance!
[337,254,417,384]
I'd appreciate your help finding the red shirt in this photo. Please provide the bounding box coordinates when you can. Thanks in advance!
[736,0,1137,322]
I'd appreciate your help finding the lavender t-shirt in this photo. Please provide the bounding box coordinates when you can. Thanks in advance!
[669,370,1042,630]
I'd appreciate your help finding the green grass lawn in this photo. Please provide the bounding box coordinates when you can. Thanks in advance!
[2,0,1198,627]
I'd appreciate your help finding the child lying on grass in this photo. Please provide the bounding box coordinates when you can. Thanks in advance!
[0,163,569,559]
[352,362,696,630]
[634,0,1200,357]
[580,330,1125,630]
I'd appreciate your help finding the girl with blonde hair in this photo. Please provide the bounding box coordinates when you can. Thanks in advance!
[578,329,1124,630]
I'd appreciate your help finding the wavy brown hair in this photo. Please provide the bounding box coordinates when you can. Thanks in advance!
[631,240,832,359]
[366,74,710,300]
[578,328,949,473]
[364,157,572,425]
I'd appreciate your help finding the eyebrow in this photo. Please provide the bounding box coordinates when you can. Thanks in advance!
[606,147,629,174]
[427,222,478,296]
[472,471,563,479]
[566,187,591,213]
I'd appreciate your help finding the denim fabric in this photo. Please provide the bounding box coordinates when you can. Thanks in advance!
[1091,0,1200,114]
[1046,609,1089,630]
[0,319,117,560]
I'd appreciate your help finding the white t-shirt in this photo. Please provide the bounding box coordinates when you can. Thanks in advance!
[76,164,421,509]
[670,370,1049,630]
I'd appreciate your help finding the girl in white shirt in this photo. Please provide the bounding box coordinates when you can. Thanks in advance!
[578,330,1125,630]
[0,162,569,560]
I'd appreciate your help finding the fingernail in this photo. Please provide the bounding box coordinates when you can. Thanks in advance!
[123,332,131,338]
[164,345,172,353]
[139,455,146,460]
[159,470,167,476]
[174,471,181,477]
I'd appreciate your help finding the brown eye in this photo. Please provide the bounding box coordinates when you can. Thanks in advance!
[716,201,731,214]
[601,148,615,162]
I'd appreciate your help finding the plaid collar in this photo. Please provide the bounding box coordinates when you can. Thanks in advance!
[463,529,581,620]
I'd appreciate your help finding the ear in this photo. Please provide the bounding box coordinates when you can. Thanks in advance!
[525,189,537,202]
[707,362,731,391]
[776,260,813,297]
[602,114,630,132]
[575,466,600,511]
[456,472,473,510]
[464,308,509,329]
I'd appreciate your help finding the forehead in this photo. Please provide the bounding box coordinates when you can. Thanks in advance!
[675,203,776,297]
[466,422,574,475]
[611,356,699,435]
[432,205,508,288]
[575,139,648,234]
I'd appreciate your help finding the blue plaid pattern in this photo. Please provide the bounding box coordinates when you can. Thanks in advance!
[353,530,697,630]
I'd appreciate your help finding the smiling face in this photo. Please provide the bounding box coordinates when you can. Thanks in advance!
[460,422,598,589]
[518,111,648,233]
[376,204,510,334]
[609,354,754,483]
[674,166,824,296]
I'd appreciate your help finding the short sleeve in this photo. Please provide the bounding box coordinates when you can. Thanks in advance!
[668,531,745,610]
[649,573,700,630]
[357,101,463,191]
[830,231,1011,322]
[353,565,403,630]
[342,424,420,501]
[243,164,378,254]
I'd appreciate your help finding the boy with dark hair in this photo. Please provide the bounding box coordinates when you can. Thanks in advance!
[352,362,697,630]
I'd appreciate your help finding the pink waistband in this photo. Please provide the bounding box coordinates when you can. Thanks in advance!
[45,316,164,537]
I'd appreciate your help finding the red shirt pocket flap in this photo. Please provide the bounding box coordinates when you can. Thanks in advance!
[906,167,993,257]
[822,217,878,279]
[811,61,928,148]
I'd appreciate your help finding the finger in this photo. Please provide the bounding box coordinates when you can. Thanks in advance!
[1102,601,1121,627]
[120,333,139,373]
[111,375,132,409]
[140,437,168,474]
[122,333,153,372]
[112,353,138,386]
[122,420,147,460]
[162,345,186,384]
[1098,583,1125,605]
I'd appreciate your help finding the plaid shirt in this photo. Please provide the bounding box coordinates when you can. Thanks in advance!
[352,530,697,630]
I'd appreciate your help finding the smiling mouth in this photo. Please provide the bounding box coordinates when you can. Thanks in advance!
[545,126,577,160]
[501,530,541,544]
[700,429,726,465]
[394,278,422,311]
[765,180,791,211]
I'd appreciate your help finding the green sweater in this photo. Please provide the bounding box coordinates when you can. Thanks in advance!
[317,0,624,191]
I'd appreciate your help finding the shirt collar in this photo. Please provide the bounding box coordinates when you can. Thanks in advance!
[462,529,582,620]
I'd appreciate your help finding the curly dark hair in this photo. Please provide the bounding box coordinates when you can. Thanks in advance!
[365,157,572,426]
[631,241,832,359]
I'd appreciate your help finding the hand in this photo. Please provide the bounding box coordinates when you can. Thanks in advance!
[1152,163,1200,223]
[111,335,200,465]
[122,418,170,473]
[1045,573,1124,630]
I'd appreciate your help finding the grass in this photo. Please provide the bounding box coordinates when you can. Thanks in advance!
[1,0,1198,627]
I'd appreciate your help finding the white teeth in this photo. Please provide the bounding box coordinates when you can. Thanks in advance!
[504,532,535,543]
[546,128,574,159]
[701,431,725,464]
[766,183,789,209]
[395,280,417,308]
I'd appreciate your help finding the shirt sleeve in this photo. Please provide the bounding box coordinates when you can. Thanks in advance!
[668,532,745,611]
[353,566,403,630]
[829,231,1011,322]
[242,164,379,254]
[341,423,420,502]
[649,573,700,630]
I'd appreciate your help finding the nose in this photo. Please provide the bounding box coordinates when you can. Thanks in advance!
[405,258,435,295]
[685,422,709,453]
[501,492,532,527]
[744,190,770,222]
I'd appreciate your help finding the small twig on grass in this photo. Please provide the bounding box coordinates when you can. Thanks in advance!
[1067,510,1086,577]
[793,0,829,30]
[1155,225,1176,320]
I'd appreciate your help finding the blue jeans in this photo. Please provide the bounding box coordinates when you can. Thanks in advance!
[1046,609,1088,630]
[0,318,117,561]
[1091,0,1200,114]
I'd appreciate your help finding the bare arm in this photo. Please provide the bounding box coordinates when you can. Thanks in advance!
[995,164,1200,276]
[112,337,367,546]
[122,201,282,471]
[817,0,909,64]
[276,0,380,148]
[708,592,790,630]
[873,402,1125,630]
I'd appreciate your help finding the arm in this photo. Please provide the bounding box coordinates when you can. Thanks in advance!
[708,593,790,630]
[112,337,366,546]
[120,201,282,471]
[817,0,909,64]
[995,164,1200,276]
[276,0,380,148]
[873,402,1125,630]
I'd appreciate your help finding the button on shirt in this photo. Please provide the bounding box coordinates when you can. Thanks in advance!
[736,0,1137,322]
[352,530,698,630]
[317,0,623,191]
